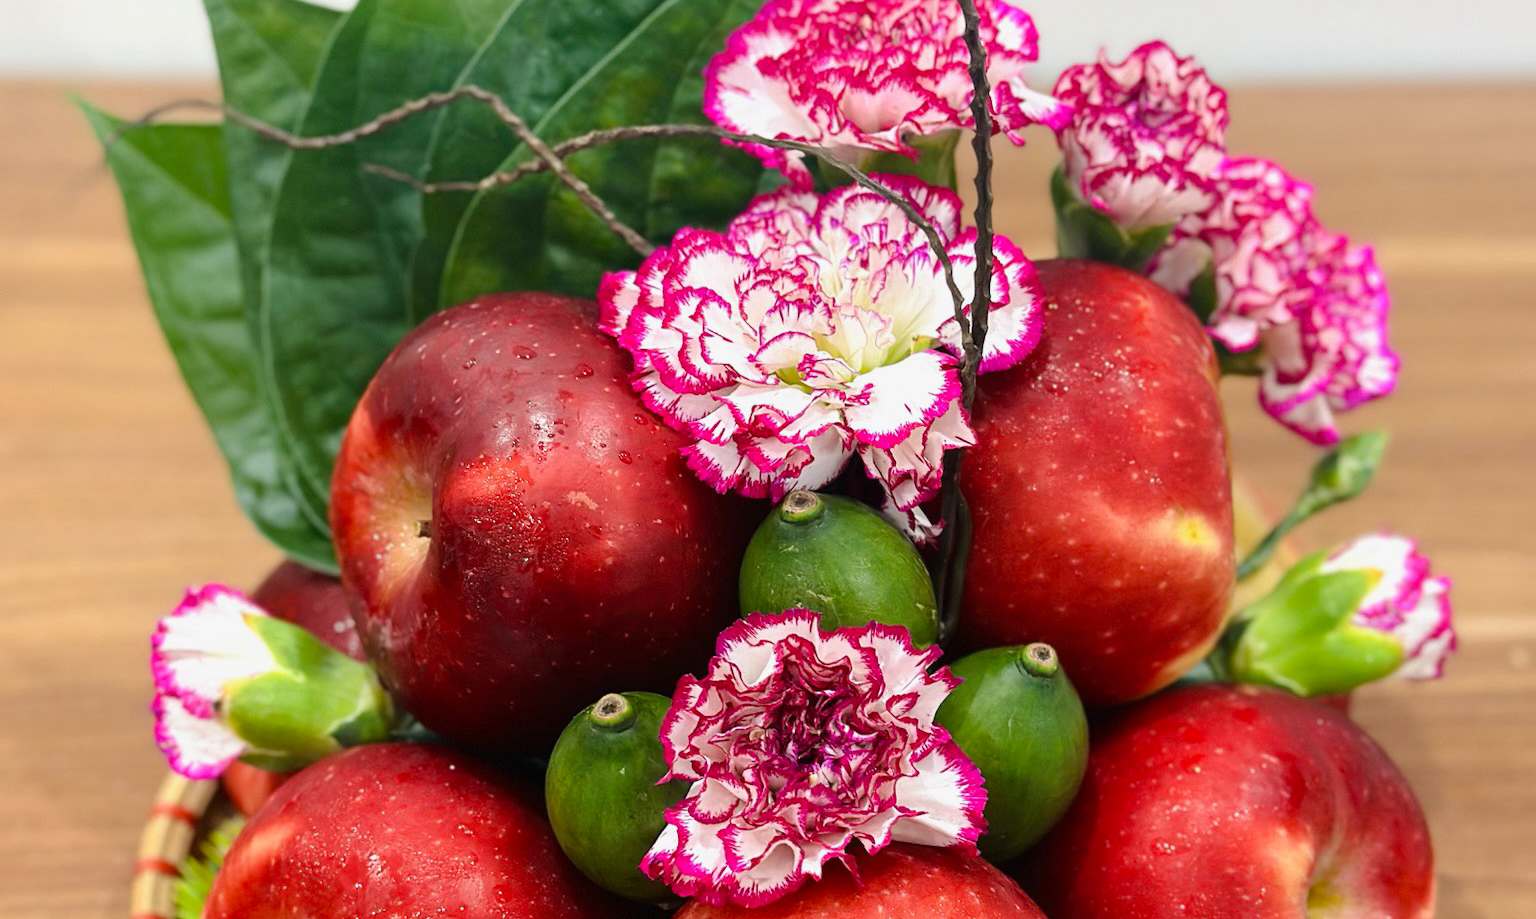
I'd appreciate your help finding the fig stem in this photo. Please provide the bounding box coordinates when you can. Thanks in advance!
[780,490,825,524]
[591,693,636,731]
[1020,643,1061,678]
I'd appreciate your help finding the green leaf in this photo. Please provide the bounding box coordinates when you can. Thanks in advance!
[174,817,246,919]
[206,0,346,539]
[438,0,765,304]
[410,0,712,319]
[254,0,764,518]
[255,0,559,517]
[82,105,336,571]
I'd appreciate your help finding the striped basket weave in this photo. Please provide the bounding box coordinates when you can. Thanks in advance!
[129,773,218,919]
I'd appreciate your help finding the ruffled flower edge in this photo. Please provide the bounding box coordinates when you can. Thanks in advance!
[596,178,1043,541]
[150,584,275,778]
[702,0,1070,186]
[1052,40,1229,230]
[642,611,987,907]
[1324,534,1456,679]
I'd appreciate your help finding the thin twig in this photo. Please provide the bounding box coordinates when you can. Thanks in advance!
[365,122,968,323]
[958,0,996,385]
[126,94,973,313]
[122,88,655,257]
[935,0,999,641]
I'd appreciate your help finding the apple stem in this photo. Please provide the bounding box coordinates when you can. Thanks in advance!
[416,519,432,539]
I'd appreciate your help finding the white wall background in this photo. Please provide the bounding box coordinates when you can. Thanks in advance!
[2,0,1533,82]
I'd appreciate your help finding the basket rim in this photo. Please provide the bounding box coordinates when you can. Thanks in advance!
[130,772,217,919]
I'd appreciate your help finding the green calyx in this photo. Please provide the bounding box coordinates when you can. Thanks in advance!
[1225,552,1404,696]
[224,614,393,772]
[936,644,1089,862]
[740,491,939,645]
[546,692,685,903]
[1237,432,1388,581]
[1050,167,1175,272]
[848,130,962,190]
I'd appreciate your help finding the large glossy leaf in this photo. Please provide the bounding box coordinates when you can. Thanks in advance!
[409,0,728,317]
[205,0,345,548]
[438,0,764,305]
[256,0,517,520]
[83,106,336,571]
[257,0,764,521]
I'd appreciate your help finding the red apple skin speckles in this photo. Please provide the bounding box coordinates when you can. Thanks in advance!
[330,293,753,750]
[204,743,626,918]
[959,259,1235,705]
[675,845,1046,918]
[1020,685,1435,919]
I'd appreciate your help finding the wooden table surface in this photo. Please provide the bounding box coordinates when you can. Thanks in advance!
[1,79,1532,917]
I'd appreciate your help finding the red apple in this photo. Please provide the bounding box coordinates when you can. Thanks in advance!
[220,762,287,818]
[1022,684,1434,918]
[675,845,1045,918]
[330,293,753,750]
[204,743,624,918]
[250,559,364,660]
[960,259,1234,705]
[223,561,365,815]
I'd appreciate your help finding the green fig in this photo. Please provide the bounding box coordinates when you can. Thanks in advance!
[936,643,1089,862]
[739,490,939,645]
[544,692,684,902]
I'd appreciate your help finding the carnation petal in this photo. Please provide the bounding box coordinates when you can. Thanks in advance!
[151,584,275,717]
[703,0,1061,184]
[843,351,962,449]
[645,613,984,906]
[889,741,988,851]
[153,692,246,780]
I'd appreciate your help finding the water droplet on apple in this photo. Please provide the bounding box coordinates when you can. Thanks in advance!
[618,451,633,465]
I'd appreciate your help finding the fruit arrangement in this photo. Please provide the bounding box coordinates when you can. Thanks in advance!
[97,1,1456,916]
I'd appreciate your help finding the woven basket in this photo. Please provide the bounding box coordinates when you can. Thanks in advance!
[129,774,219,919]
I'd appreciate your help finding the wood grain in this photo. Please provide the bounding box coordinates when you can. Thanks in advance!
[0,80,1531,918]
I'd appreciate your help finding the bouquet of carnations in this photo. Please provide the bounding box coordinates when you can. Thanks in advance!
[96,1,1452,916]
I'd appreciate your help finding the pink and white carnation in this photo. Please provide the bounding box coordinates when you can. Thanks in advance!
[1322,534,1456,680]
[705,0,1070,185]
[1258,232,1398,445]
[1054,40,1229,230]
[151,584,276,779]
[641,611,986,906]
[1149,157,1397,444]
[598,175,1044,541]
[1151,157,1317,351]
